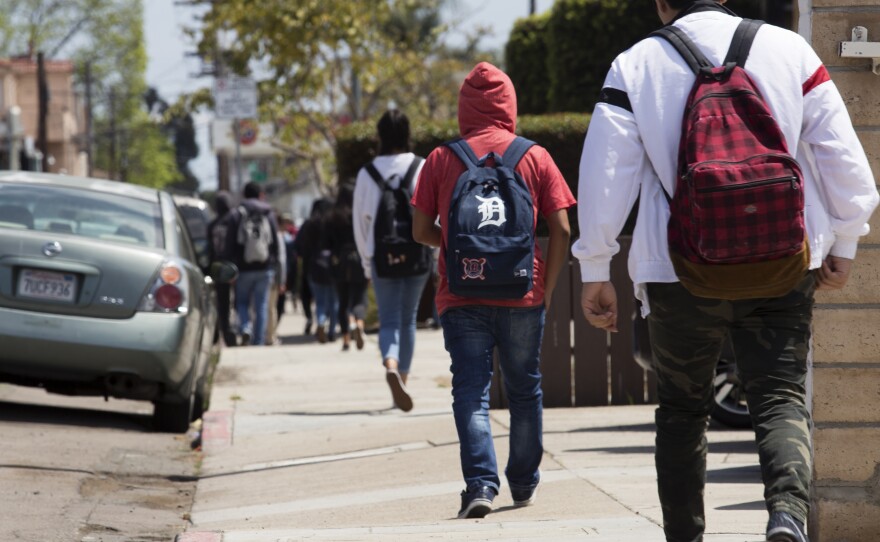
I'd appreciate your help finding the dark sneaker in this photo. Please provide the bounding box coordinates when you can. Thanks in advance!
[457,486,495,519]
[353,326,365,350]
[511,485,538,507]
[316,325,327,343]
[240,332,251,346]
[766,511,808,542]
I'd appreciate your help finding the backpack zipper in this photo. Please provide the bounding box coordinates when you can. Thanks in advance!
[686,89,758,114]
[683,153,801,181]
[696,175,798,194]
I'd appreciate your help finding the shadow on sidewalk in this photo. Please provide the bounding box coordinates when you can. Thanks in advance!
[570,422,657,433]
[0,399,149,431]
[277,335,317,346]
[565,438,758,457]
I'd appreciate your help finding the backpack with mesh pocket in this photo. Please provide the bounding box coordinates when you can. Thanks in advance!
[653,19,809,300]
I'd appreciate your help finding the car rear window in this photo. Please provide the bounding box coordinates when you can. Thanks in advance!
[0,182,164,248]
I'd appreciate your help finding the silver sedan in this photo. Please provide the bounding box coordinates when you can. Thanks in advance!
[0,171,233,432]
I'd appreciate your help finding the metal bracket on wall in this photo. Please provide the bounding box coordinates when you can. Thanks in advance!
[839,26,880,75]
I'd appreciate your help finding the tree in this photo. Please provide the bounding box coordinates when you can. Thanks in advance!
[0,0,180,187]
[146,87,201,193]
[193,0,491,189]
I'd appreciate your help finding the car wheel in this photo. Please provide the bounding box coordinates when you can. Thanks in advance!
[152,396,194,433]
[192,373,210,422]
[710,359,752,428]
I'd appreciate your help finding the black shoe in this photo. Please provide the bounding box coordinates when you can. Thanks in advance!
[304,320,312,335]
[511,483,538,507]
[457,485,495,519]
[240,332,251,346]
[766,511,808,542]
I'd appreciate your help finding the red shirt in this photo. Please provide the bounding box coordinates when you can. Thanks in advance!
[412,129,575,314]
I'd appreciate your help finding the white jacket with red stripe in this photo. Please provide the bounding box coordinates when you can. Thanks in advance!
[571,10,879,313]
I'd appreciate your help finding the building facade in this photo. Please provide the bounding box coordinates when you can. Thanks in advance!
[799,0,880,539]
[0,56,86,175]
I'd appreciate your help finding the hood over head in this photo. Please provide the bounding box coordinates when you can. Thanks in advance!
[458,62,517,137]
[213,190,233,216]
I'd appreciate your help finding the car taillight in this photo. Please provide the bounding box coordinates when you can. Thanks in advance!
[155,284,183,310]
[138,260,189,313]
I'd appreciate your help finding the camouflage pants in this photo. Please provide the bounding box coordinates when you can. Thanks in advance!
[646,273,816,542]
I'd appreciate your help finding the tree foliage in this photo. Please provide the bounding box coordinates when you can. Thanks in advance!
[505,13,551,115]
[0,0,180,187]
[194,0,492,188]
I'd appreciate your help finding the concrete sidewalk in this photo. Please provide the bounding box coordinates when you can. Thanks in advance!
[178,307,769,542]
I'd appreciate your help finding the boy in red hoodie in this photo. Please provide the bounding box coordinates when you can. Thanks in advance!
[412,62,575,519]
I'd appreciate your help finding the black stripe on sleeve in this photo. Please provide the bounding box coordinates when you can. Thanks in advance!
[597,87,632,113]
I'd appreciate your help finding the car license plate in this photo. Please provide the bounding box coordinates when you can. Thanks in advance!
[17,269,77,302]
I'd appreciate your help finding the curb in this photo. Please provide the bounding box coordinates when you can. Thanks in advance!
[200,410,233,453]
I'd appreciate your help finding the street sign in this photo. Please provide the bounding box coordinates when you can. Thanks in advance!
[213,76,258,119]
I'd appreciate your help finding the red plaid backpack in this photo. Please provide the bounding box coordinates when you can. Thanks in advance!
[653,19,809,299]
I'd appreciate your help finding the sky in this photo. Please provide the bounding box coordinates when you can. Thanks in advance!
[143,0,553,192]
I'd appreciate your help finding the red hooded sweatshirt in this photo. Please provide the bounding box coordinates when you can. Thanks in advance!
[412,62,575,315]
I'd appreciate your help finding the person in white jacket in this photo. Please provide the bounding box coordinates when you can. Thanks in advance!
[352,109,429,412]
[571,2,879,541]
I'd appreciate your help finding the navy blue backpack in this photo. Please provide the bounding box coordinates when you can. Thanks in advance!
[445,136,536,299]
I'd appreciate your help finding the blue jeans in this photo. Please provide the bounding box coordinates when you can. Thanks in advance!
[440,305,545,494]
[309,279,339,334]
[235,269,274,345]
[371,268,429,374]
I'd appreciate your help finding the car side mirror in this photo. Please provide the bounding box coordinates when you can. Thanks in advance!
[209,261,238,284]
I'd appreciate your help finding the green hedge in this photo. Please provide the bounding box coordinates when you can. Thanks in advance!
[509,1,791,116]
[335,113,590,235]
[547,0,660,113]
[505,12,551,115]
[336,113,588,193]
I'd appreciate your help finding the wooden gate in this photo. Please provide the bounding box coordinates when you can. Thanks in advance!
[490,238,658,409]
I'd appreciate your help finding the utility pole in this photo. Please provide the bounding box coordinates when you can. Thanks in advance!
[84,61,93,176]
[109,87,117,180]
[37,51,49,172]
[530,0,536,15]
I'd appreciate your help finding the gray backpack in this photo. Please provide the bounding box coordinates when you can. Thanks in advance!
[236,206,272,264]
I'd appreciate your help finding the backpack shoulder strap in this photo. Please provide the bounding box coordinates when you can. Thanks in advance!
[650,25,713,75]
[723,19,763,68]
[445,138,481,171]
[500,137,535,169]
[365,162,384,187]
[401,156,424,188]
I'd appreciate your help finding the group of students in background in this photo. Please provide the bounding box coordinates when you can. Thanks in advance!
[207,182,295,348]
[207,176,395,356]
[293,187,370,350]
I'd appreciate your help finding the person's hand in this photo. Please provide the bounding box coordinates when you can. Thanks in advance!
[580,281,618,332]
[279,284,287,294]
[816,255,853,290]
[544,289,554,310]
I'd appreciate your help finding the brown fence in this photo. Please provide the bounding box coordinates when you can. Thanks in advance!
[490,237,658,409]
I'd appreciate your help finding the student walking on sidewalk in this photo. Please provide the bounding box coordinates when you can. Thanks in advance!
[228,182,281,346]
[571,2,879,541]
[327,183,368,352]
[412,62,575,519]
[352,109,432,411]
